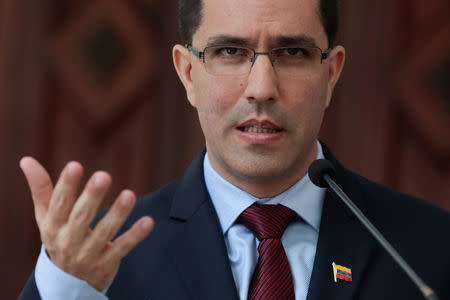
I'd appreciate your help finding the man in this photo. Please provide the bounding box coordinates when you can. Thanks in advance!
[19,0,450,299]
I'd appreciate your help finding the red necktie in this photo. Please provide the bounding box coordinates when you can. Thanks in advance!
[238,204,296,300]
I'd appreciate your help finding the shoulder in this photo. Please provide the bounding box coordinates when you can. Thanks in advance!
[94,178,182,232]
[131,179,181,221]
[322,142,450,256]
[94,150,208,234]
[337,167,450,263]
[321,142,450,228]
[350,170,449,226]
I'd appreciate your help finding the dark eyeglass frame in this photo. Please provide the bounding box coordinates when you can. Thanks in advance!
[185,44,332,65]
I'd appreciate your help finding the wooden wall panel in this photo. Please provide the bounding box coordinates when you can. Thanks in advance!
[0,0,202,298]
[0,0,448,298]
[320,0,450,210]
[0,0,47,299]
[321,0,398,182]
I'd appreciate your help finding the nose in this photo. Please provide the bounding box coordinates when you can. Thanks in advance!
[244,53,279,103]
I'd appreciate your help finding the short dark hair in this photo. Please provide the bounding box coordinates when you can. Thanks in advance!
[178,0,338,47]
[178,0,204,46]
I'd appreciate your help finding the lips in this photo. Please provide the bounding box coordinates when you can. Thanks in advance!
[237,119,283,133]
[235,119,284,145]
[241,126,279,133]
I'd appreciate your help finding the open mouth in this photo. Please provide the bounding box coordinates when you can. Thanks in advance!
[237,125,282,133]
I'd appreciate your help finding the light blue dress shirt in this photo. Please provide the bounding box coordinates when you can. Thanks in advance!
[204,141,326,300]
[34,142,326,300]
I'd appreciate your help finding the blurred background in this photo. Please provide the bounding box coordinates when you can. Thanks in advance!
[0,0,449,298]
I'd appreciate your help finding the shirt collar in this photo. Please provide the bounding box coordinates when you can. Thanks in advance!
[204,141,326,234]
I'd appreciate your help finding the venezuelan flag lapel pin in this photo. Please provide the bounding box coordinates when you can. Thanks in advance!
[332,262,352,283]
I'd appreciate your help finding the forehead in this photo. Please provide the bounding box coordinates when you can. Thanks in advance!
[194,0,326,47]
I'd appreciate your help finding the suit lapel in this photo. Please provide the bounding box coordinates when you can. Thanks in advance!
[307,146,378,300]
[165,153,239,300]
[163,145,377,299]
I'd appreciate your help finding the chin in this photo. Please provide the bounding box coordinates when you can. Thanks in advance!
[231,159,299,184]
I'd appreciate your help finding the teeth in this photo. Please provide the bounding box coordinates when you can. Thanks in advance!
[242,126,279,133]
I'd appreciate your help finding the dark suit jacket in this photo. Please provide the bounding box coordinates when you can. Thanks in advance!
[19,146,450,299]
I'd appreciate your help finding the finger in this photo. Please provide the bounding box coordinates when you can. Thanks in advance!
[20,157,53,223]
[106,217,154,261]
[67,171,112,244]
[83,190,136,256]
[48,161,84,226]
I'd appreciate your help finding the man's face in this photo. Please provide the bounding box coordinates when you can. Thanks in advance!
[174,0,345,197]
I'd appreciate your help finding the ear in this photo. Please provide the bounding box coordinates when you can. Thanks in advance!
[173,44,197,107]
[324,45,345,107]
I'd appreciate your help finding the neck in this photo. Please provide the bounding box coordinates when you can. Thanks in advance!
[207,143,318,198]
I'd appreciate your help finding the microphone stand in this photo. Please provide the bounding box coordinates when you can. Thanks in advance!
[323,174,438,300]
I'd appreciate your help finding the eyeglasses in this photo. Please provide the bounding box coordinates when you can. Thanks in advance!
[186,44,331,76]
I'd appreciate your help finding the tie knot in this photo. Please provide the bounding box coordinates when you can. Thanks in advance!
[238,204,296,240]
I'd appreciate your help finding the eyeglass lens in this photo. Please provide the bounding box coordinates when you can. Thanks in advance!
[203,46,323,76]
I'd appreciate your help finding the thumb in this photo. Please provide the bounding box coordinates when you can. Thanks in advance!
[20,157,53,221]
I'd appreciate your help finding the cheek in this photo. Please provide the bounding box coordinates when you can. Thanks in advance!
[283,76,326,110]
[281,76,328,132]
[196,76,244,116]
[194,75,245,133]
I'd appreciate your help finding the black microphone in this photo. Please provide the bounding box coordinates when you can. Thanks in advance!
[308,159,438,300]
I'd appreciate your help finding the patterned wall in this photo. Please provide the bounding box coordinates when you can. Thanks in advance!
[0,0,448,298]
[321,0,450,209]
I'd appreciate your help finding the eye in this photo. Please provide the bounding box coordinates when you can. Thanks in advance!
[216,47,250,57]
[284,47,308,56]
[206,46,252,62]
[210,46,250,57]
[272,47,311,58]
[222,47,238,55]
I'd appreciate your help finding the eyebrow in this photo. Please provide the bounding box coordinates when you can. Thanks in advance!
[205,34,319,48]
[274,35,318,47]
[206,35,252,47]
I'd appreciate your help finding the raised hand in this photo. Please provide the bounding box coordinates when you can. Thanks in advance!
[20,157,154,290]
